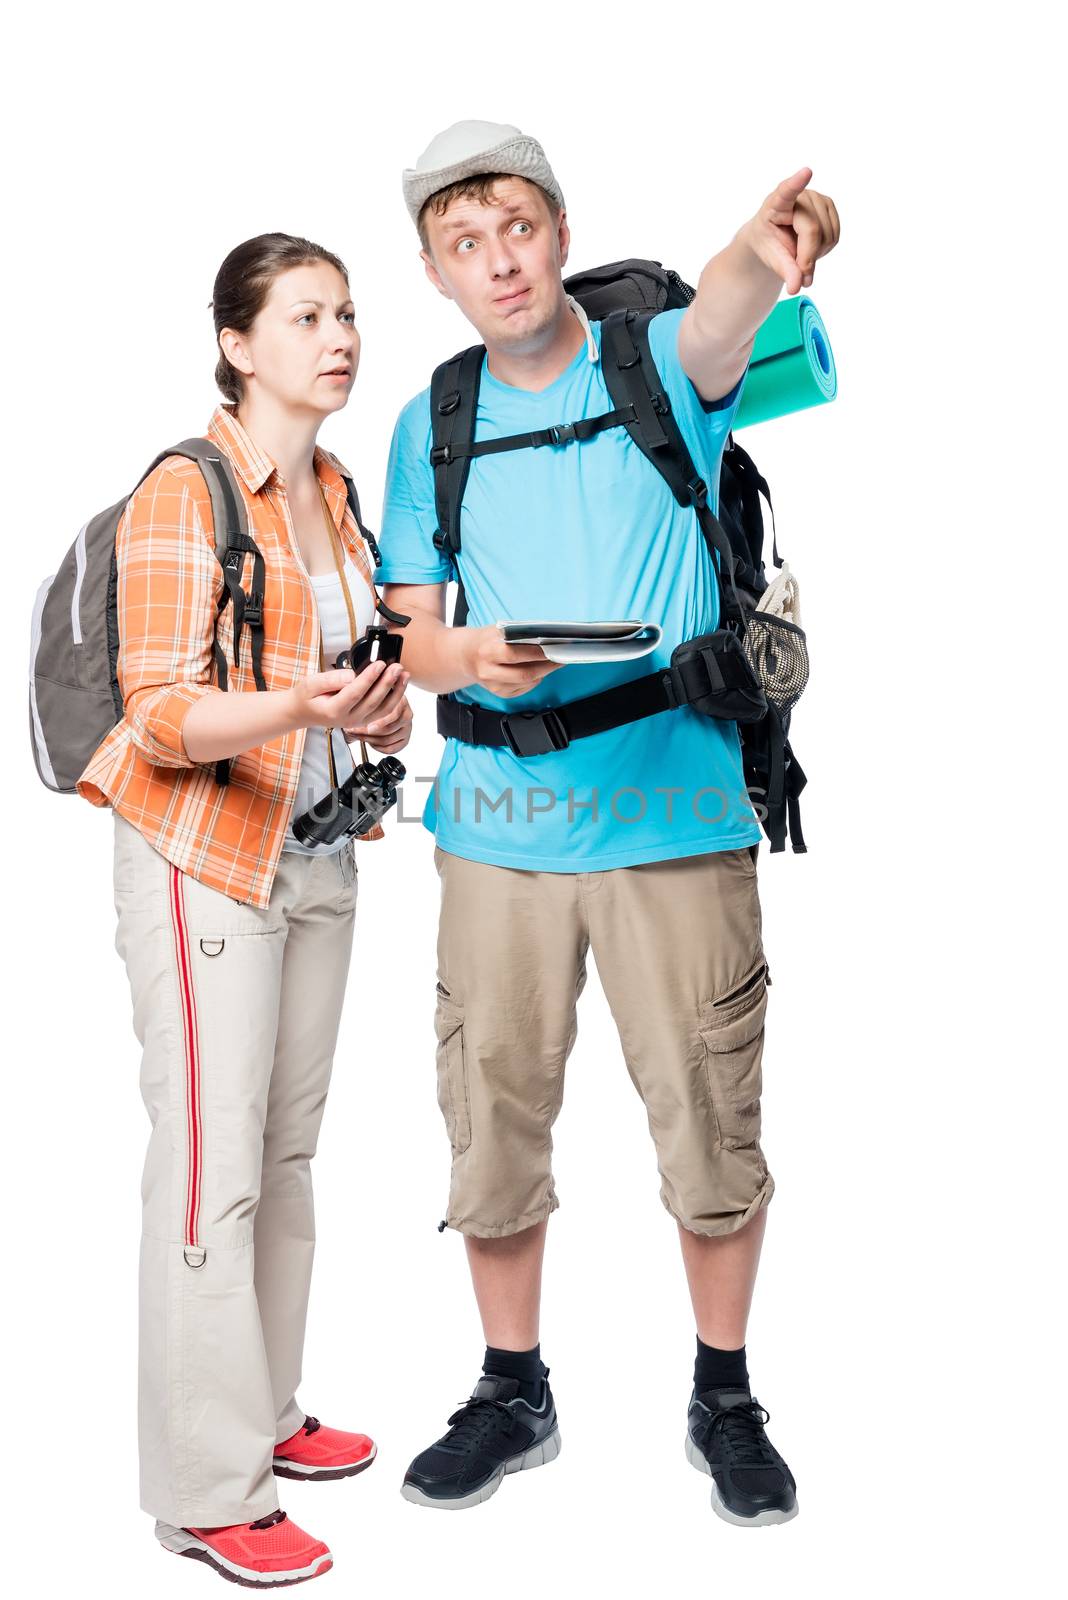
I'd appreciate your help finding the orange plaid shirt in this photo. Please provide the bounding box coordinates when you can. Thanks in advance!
[78,406,385,907]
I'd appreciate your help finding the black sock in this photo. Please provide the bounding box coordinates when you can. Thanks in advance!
[483,1343,547,1405]
[695,1337,749,1395]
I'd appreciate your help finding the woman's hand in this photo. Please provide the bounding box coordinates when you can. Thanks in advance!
[290,660,408,731]
[344,670,413,754]
[354,701,413,755]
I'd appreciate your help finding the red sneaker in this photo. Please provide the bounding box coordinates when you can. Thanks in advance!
[274,1415,377,1482]
[157,1510,332,1587]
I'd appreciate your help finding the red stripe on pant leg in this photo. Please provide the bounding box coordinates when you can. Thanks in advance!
[169,866,202,1248]
[182,880,203,1248]
[177,874,203,1249]
[170,870,202,1246]
[175,872,202,1248]
[168,868,196,1246]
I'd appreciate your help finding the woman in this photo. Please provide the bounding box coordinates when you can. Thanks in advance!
[78,234,412,1587]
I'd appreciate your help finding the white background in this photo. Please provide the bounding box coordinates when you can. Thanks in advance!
[3,2,1062,1596]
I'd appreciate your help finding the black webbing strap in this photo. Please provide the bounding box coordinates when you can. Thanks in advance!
[724,436,781,571]
[430,345,486,562]
[341,477,410,627]
[761,723,808,854]
[430,406,635,464]
[764,713,788,852]
[211,642,230,786]
[741,713,807,855]
[214,534,267,690]
[437,668,677,756]
[785,745,807,853]
[430,344,487,630]
[343,478,381,567]
[599,310,747,626]
[602,312,671,451]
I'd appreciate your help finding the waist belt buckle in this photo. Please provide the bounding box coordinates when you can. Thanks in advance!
[501,708,569,757]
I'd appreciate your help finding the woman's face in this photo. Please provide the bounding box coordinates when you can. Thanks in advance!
[223,261,360,417]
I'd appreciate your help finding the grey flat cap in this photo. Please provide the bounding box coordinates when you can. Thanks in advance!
[402,119,565,226]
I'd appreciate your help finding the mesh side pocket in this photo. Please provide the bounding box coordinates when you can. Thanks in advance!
[743,613,810,718]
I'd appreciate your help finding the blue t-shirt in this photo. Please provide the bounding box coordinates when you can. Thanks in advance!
[377,308,761,872]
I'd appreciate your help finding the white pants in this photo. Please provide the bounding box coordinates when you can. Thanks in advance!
[113,816,357,1527]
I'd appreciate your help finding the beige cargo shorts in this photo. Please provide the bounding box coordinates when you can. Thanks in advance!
[432,844,774,1239]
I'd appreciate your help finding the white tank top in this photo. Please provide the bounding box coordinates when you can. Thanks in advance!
[284,556,376,855]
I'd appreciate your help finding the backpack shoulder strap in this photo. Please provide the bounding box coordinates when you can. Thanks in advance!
[164,439,267,684]
[137,439,262,784]
[134,438,249,562]
[163,438,250,565]
[599,310,745,624]
[429,344,485,562]
[429,344,484,628]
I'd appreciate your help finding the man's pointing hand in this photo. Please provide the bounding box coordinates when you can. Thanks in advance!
[738,168,841,296]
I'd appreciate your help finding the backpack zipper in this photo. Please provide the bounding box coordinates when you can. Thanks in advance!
[71,522,89,644]
[666,269,695,304]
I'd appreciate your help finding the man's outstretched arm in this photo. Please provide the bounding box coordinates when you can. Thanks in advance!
[678,167,841,404]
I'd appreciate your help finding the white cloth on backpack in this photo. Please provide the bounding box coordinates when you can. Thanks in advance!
[566,295,600,364]
[755,562,801,626]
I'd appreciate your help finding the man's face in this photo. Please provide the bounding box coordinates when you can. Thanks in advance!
[420,177,571,352]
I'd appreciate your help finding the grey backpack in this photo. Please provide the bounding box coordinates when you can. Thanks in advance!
[29,439,261,793]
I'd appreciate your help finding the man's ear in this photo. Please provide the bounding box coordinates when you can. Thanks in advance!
[421,249,454,302]
[557,209,571,271]
[219,328,253,378]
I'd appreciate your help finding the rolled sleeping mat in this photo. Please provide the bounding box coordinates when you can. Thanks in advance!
[733,295,837,430]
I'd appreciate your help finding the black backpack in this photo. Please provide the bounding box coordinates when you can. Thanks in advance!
[425,258,807,853]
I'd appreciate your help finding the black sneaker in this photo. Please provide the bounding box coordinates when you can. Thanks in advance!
[401,1372,561,1510]
[686,1386,798,1525]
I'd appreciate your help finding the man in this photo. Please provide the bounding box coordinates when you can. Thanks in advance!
[377,120,839,1525]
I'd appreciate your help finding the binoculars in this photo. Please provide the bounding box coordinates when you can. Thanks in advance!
[291,755,406,848]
